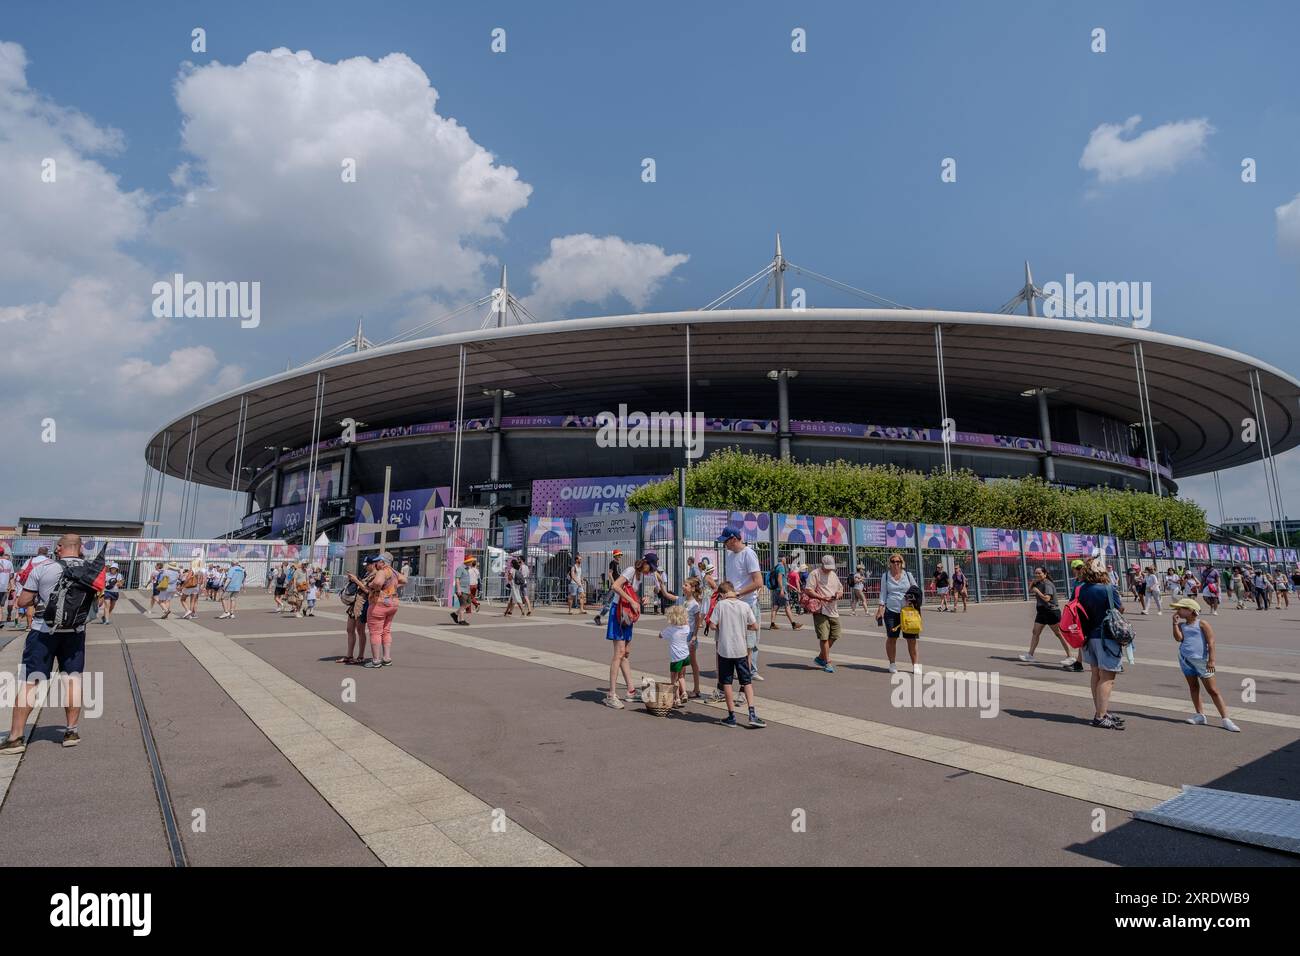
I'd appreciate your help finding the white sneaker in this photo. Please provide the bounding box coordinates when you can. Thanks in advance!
[1222,718,1241,733]
[1060,658,1075,667]
[887,662,898,674]
[1186,713,1208,726]
[1018,653,1036,662]
[752,673,765,681]
[604,695,625,709]
[217,612,230,619]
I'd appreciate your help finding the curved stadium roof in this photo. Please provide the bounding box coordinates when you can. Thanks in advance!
[147,308,1300,490]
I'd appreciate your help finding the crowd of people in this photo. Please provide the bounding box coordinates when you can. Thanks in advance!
[3,525,1278,764]
[1126,562,1295,614]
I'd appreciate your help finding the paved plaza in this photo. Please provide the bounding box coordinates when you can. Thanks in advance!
[1,592,1295,867]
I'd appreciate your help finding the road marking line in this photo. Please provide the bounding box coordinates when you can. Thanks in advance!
[148,615,577,867]
[312,611,1180,812]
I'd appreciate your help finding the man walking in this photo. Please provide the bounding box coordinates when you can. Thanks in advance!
[2,534,104,754]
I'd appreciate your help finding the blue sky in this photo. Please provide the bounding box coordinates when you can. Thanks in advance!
[2,0,1298,532]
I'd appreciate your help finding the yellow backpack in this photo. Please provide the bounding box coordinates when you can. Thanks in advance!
[900,605,923,635]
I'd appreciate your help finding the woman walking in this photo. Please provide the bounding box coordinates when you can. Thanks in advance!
[951,563,969,612]
[362,553,406,668]
[1020,566,1075,667]
[932,563,951,612]
[848,564,867,615]
[604,553,654,709]
[876,553,920,674]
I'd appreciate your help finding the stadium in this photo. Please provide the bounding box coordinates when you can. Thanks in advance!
[142,250,1300,569]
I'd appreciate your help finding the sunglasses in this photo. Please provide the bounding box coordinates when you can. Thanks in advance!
[889,559,903,564]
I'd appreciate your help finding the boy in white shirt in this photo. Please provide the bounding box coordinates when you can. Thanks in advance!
[708,582,766,729]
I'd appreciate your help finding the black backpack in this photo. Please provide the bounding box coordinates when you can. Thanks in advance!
[43,544,108,632]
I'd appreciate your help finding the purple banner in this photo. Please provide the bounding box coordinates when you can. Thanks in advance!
[530,475,666,517]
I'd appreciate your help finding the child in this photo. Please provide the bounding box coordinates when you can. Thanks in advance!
[306,578,319,616]
[1171,598,1240,732]
[708,582,766,728]
[683,578,704,699]
[659,604,692,707]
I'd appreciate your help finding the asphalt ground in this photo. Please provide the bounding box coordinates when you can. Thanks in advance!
[1,592,1295,866]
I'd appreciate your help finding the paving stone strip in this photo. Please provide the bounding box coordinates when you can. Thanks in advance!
[313,611,1182,812]
[150,615,577,867]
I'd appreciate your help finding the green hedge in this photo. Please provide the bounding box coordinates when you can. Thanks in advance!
[624,449,1207,540]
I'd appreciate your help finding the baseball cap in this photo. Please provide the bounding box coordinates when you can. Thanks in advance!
[1170,597,1202,612]
[642,551,659,571]
[362,555,379,566]
[716,526,742,543]
[611,549,623,556]
[821,555,836,570]
[1070,559,1085,569]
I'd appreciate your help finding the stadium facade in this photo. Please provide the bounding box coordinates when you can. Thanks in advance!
[142,251,1300,558]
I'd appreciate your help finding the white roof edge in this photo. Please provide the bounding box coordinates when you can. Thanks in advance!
[149,307,1300,443]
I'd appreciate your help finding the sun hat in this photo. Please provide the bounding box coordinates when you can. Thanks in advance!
[1171,597,1202,612]
[821,555,836,570]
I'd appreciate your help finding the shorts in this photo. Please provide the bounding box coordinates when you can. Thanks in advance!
[21,628,87,677]
[1082,636,1124,673]
[937,587,950,595]
[716,655,753,687]
[568,583,581,597]
[274,586,287,596]
[883,609,903,640]
[1180,656,1214,679]
[813,612,841,644]
[182,587,200,597]
[605,612,634,642]
[669,657,690,673]
[772,590,788,608]
[102,591,119,601]
[1034,605,1062,626]
[225,587,241,596]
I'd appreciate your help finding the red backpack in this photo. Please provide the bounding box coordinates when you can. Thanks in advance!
[1060,583,1088,648]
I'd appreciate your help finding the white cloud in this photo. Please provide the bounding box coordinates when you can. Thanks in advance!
[0,41,147,297]
[152,48,532,325]
[1275,194,1300,258]
[0,43,241,524]
[1079,115,1214,184]
[522,233,689,320]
